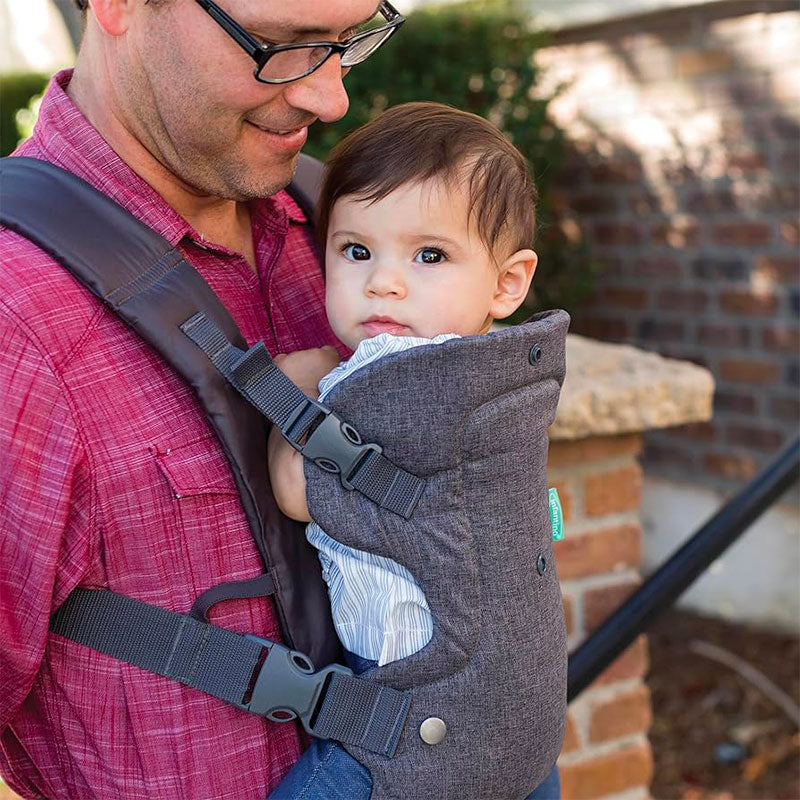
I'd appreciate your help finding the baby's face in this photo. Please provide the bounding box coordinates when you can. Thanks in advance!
[324,178,502,350]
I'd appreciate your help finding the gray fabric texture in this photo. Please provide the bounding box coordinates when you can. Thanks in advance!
[304,309,570,799]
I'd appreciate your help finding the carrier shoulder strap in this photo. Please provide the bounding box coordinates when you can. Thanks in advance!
[285,152,324,222]
[0,155,412,756]
[0,154,336,665]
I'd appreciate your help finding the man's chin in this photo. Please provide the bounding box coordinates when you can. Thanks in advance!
[225,153,300,201]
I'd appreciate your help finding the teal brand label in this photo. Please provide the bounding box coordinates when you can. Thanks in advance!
[548,487,564,541]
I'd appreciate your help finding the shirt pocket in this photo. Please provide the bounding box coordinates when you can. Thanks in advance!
[152,435,239,500]
[150,434,258,585]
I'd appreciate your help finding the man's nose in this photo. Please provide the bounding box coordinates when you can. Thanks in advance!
[365,262,407,298]
[283,54,350,124]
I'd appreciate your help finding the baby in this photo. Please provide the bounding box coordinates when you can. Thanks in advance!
[268,102,561,800]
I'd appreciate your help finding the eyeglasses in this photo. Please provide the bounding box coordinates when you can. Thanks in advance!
[195,0,405,85]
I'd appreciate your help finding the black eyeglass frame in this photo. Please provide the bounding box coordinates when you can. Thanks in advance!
[195,0,405,84]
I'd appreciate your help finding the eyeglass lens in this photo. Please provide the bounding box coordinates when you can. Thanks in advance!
[340,28,396,67]
[257,27,396,82]
[258,46,331,83]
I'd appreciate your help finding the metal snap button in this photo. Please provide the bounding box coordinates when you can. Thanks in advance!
[419,717,447,745]
[528,344,543,364]
[536,554,548,575]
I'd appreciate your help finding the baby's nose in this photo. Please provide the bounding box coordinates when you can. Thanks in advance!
[365,263,407,298]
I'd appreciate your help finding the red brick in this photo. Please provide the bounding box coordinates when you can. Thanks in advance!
[719,289,779,315]
[584,464,642,517]
[559,742,654,800]
[638,318,685,343]
[714,390,757,415]
[589,685,652,743]
[593,635,649,686]
[763,327,800,352]
[719,359,781,383]
[770,395,800,422]
[594,256,625,277]
[633,255,682,278]
[547,435,642,468]
[584,579,641,632]
[686,189,737,214]
[549,479,574,523]
[595,286,649,309]
[727,424,785,451]
[561,712,580,753]
[663,421,716,442]
[658,288,709,312]
[755,255,800,283]
[642,440,695,471]
[651,220,702,247]
[589,160,643,184]
[692,257,748,281]
[703,451,758,480]
[697,324,750,348]
[571,193,616,214]
[554,524,641,580]
[676,48,732,77]
[629,193,662,215]
[726,151,768,172]
[755,184,800,213]
[713,222,772,247]
[574,315,629,341]
[594,223,643,246]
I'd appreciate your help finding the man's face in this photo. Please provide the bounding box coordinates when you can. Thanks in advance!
[116,0,379,200]
[324,178,503,350]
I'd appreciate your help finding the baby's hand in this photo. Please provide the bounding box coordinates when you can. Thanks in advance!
[273,346,340,398]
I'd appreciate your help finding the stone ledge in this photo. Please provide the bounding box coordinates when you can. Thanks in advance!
[551,334,714,441]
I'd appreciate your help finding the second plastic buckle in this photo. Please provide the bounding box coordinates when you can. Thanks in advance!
[282,399,382,491]
[241,636,353,733]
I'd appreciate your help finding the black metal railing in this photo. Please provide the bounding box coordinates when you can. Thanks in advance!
[567,436,800,701]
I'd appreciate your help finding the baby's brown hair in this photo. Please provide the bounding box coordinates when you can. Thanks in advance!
[316,102,538,259]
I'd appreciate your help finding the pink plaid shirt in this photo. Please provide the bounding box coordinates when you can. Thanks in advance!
[0,70,346,800]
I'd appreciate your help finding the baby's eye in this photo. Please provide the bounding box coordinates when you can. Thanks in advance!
[343,243,371,261]
[414,247,446,264]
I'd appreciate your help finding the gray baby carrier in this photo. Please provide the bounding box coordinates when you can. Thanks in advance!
[304,316,569,798]
[2,156,568,799]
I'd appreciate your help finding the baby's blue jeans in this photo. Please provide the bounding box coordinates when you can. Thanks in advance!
[268,652,561,800]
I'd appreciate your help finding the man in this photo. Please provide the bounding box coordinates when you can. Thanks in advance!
[0,1,401,797]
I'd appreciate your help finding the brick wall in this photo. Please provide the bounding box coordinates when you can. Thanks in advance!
[536,0,799,492]
[549,433,654,800]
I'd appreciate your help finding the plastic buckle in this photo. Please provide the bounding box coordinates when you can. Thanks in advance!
[282,400,383,491]
[241,636,353,734]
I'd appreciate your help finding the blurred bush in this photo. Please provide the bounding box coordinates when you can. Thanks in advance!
[1,73,49,157]
[305,0,593,316]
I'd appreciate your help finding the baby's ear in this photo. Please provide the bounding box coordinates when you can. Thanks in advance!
[489,249,538,320]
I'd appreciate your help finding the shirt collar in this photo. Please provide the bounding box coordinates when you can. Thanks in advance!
[32,69,297,248]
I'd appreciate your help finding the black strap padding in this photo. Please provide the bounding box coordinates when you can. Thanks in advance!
[0,156,339,668]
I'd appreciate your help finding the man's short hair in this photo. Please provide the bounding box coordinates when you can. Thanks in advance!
[316,101,538,258]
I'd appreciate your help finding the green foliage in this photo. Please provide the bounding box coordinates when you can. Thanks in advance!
[0,73,49,157]
[305,1,592,315]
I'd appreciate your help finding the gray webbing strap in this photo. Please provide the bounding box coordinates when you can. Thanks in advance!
[189,573,276,622]
[51,589,410,757]
[181,312,426,519]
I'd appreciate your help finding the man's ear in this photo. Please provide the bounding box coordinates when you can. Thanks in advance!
[489,248,538,321]
[88,0,135,36]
